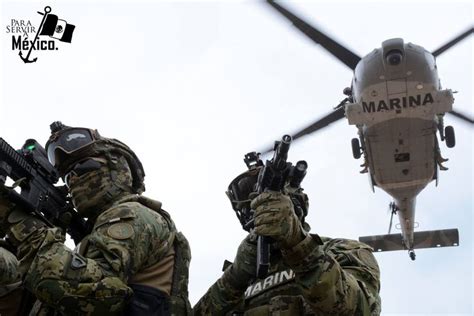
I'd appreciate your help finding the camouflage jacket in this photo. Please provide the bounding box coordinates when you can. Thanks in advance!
[0,245,19,286]
[194,235,381,316]
[10,194,191,315]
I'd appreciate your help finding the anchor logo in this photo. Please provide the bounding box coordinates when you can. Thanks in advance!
[18,6,75,63]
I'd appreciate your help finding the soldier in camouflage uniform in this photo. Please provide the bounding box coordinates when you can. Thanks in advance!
[194,168,381,315]
[0,122,191,315]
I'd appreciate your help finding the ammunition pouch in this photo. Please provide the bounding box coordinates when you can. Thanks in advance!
[139,196,192,315]
[134,196,192,315]
[169,232,192,315]
[123,284,169,316]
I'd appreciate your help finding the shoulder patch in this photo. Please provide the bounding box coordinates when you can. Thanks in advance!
[107,222,134,240]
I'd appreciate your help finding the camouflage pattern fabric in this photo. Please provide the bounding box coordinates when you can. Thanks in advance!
[2,128,190,314]
[0,187,18,234]
[67,155,134,218]
[251,191,306,249]
[194,235,381,315]
[169,231,193,315]
[0,246,19,285]
[6,194,189,315]
[0,245,30,316]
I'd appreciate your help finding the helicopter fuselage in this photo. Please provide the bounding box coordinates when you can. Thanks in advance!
[264,0,469,259]
[345,39,454,251]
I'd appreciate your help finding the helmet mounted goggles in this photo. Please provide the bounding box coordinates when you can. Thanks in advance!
[45,121,146,194]
[46,127,100,169]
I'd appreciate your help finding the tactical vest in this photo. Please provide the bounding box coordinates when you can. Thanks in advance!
[123,195,192,316]
[229,236,376,316]
[228,256,316,316]
[77,195,192,316]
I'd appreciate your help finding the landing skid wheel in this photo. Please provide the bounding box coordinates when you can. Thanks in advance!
[351,138,362,159]
[445,126,455,148]
[409,250,416,261]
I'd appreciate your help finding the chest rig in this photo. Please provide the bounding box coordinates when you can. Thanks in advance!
[76,195,191,316]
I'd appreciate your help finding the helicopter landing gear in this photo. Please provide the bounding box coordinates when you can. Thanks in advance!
[437,115,456,149]
[434,138,449,171]
[409,249,416,261]
[436,153,449,171]
[351,138,361,159]
[445,126,455,148]
[353,127,369,173]
[359,162,368,174]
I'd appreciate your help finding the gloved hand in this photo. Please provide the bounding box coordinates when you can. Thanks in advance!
[251,191,306,249]
[1,186,47,247]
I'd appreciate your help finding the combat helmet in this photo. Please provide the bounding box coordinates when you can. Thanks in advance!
[226,152,310,231]
[226,163,262,230]
[45,121,145,194]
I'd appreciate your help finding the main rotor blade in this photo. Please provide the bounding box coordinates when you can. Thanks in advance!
[432,26,474,57]
[448,110,474,124]
[266,0,361,70]
[261,106,345,154]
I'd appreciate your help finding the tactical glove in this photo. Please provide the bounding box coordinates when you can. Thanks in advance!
[1,186,47,246]
[251,191,306,249]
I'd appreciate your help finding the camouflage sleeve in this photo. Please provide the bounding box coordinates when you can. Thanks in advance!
[194,234,258,316]
[0,246,19,284]
[193,266,246,316]
[12,202,174,315]
[81,202,174,280]
[282,235,381,315]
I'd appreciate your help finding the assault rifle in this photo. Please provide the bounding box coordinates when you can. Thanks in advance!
[0,137,87,244]
[251,135,308,278]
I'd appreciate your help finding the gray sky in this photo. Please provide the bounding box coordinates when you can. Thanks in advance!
[1,1,472,315]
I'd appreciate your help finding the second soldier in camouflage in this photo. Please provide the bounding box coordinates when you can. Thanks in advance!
[194,168,381,316]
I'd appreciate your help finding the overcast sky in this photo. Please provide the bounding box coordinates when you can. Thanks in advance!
[1,1,472,315]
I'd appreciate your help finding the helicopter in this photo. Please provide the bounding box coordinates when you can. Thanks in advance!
[262,0,473,260]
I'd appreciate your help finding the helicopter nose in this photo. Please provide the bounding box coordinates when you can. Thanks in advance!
[386,49,403,66]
